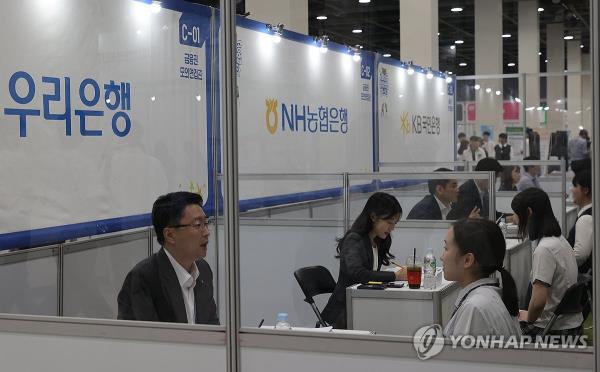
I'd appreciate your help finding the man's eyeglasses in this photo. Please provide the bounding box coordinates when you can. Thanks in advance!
[169,219,211,230]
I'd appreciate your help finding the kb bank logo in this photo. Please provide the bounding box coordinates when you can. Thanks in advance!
[399,111,442,136]
[264,98,349,135]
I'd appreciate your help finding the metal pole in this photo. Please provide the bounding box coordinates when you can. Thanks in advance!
[209,6,221,326]
[488,171,496,221]
[220,1,240,372]
[590,0,599,368]
[343,172,350,232]
[57,244,64,317]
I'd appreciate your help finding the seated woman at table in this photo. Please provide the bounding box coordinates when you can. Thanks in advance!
[321,192,406,329]
[499,165,521,191]
[511,188,583,336]
[442,218,521,337]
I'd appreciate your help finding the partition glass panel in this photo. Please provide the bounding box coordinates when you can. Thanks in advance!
[237,174,344,328]
[0,0,226,332]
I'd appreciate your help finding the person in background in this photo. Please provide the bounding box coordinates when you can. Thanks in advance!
[516,156,541,191]
[569,129,590,171]
[461,136,487,162]
[494,133,511,160]
[499,165,521,191]
[511,188,582,336]
[321,192,406,328]
[482,131,496,159]
[457,139,470,158]
[569,129,590,162]
[448,158,504,220]
[568,169,592,273]
[118,192,219,325]
[407,168,458,220]
[457,132,466,154]
[442,219,521,337]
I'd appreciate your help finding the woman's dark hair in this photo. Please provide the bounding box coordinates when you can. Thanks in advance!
[499,166,519,191]
[336,192,402,266]
[452,219,519,316]
[511,188,561,241]
[573,169,592,197]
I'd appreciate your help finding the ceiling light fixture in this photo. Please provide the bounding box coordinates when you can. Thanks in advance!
[454,40,464,44]
[502,34,511,38]
[315,35,329,53]
[316,15,327,20]
[486,88,492,93]
[266,23,284,43]
[359,0,371,3]
[538,7,544,12]
[352,29,363,34]
[383,53,391,58]
[450,45,456,50]
[426,68,434,79]
[507,62,515,67]
[459,62,467,67]
[563,35,574,40]
[451,7,463,12]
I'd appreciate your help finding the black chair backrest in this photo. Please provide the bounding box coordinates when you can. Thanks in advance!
[294,266,336,304]
[555,281,586,316]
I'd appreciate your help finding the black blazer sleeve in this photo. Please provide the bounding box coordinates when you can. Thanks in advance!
[406,195,442,220]
[117,261,160,321]
[339,234,395,283]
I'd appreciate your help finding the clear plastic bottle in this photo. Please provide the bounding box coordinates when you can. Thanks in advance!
[499,217,507,238]
[274,312,292,330]
[423,248,437,290]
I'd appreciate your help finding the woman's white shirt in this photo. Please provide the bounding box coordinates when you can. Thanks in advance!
[531,236,583,330]
[444,277,521,337]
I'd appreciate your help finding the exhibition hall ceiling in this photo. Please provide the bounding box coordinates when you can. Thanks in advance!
[185,0,590,76]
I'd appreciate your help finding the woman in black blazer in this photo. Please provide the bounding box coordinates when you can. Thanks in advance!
[321,192,406,328]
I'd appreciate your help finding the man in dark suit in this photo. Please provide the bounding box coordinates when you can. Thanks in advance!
[494,133,511,160]
[407,168,458,220]
[118,192,219,325]
[447,158,504,220]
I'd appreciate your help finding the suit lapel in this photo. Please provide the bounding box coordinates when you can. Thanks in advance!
[157,249,188,323]
[193,261,206,323]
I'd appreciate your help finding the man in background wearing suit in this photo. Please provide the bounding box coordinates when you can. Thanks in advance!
[118,191,219,325]
[407,168,458,220]
[494,133,511,160]
[447,158,504,220]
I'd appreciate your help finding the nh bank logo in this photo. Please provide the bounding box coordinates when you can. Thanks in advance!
[399,111,442,136]
[264,98,349,135]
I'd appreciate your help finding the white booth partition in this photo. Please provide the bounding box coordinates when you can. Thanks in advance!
[0,245,59,316]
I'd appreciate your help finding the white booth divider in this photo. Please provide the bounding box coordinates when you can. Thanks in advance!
[0,246,58,316]
[63,230,150,319]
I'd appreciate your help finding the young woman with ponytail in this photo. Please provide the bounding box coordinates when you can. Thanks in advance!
[441,218,521,337]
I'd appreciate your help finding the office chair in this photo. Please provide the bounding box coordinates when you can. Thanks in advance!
[540,278,589,337]
[293,266,336,327]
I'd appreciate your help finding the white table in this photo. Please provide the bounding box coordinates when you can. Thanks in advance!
[345,278,459,335]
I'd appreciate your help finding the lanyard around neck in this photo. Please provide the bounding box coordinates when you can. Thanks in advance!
[451,282,499,317]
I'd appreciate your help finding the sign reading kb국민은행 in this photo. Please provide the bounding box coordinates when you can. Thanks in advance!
[378,62,455,164]
[0,0,212,248]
